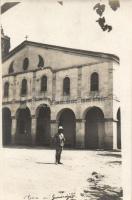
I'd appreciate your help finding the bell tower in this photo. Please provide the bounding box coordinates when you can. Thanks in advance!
[1,26,10,59]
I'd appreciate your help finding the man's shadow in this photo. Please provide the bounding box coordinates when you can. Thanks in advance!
[36,162,55,165]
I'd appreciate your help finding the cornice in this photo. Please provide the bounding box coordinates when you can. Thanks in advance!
[2,40,120,64]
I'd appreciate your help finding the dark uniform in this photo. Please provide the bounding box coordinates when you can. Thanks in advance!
[54,126,65,164]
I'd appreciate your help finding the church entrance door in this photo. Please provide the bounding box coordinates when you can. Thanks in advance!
[2,108,12,145]
[85,107,104,149]
[36,106,51,146]
[16,107,31,145]
[58,109,76,148]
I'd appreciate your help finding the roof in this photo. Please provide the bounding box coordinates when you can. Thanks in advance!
[2,40,119,63]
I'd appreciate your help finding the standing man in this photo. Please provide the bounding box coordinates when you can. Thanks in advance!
[54,126,65,164]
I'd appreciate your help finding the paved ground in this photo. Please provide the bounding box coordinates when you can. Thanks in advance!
[1,147,122,200]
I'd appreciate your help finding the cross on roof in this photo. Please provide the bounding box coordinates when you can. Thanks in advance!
[25,35,28,40]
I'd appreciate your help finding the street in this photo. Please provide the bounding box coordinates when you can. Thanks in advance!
[1,148,122,200]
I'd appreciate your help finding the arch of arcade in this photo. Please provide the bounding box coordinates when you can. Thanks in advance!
[2,102,121,150]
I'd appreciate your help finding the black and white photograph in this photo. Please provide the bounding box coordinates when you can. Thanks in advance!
[1,0,132,200]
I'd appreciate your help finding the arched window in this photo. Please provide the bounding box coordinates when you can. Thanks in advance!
[90,72,99,91]
[38,55,44,68]
[41,75,47,92]
[8,61,14,74]
[21,79,27,96]
[4,82,9,97]
[63,77,70,95]
[23,58,29,70]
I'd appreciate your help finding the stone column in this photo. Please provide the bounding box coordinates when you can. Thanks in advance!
[76,119,85,149]
[11,116,17,145]
[98,121,105,149]
[31,115,37,146]
[104,118,117,150]
[113,120,118,150]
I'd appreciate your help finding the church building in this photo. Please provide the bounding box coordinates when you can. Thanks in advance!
[2,37,121,149]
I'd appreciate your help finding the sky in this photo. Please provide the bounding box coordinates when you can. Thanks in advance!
[2,0,132,56]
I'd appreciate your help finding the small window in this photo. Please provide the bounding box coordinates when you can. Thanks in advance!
[8,61,14,74]
[38,55,44,68]
[90,72,99,91]
[21,79,27,96]
[63,77,70,95]
[23,58,29,70]
[41,75,47,92]
[4,82,9,97]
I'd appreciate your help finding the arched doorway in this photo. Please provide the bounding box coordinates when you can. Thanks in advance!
[117,108,121,149]
[16,107,31,145]
[2,107,12,145]
[36,105,51,146]
[58,108,76,148]
[85,107,105,149]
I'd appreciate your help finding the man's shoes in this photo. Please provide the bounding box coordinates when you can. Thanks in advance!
[58,162,63,164]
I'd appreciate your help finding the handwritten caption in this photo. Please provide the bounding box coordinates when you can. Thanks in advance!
[24,193,75,200]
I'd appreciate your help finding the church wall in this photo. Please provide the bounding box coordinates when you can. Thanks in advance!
[2,76,14,102]
[81,62,110,98]
[27,45,107,70]
[2,46,29,75]
[55,67,78,100]
[35,68,53,99]
[15,72,33,101]
[2,44,120,149]
[2,45,112,76]
[113,62,120,119]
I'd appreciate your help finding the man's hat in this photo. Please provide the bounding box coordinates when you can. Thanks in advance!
[58,126,63,129]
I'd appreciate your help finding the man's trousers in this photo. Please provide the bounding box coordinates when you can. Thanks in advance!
[55,146,63,163]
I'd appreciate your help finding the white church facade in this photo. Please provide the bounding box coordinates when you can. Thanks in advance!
[2,40,121,149]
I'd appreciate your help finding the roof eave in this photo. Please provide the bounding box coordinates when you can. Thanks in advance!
[2,40,120,64]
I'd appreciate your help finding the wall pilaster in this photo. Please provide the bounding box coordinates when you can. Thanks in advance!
[11,116,16,145]
[77,66,82,98]
[76,119,85,148]
[31,115,37,145]
[104,118,117,149]
[52,72,56,101]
